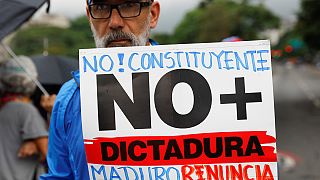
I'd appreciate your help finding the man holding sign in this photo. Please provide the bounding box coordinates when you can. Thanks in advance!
[78,41,277,180]
[41,0,160,179]
[42,0,278,180]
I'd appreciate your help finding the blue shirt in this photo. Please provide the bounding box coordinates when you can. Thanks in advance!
[41,40,158,180]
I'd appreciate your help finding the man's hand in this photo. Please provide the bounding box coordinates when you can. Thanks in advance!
[18,138,48,162]
[40,94,56,113]
[34,137,48,162]
[18,141,39,158]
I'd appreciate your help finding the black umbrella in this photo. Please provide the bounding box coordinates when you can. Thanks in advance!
[30,55,78,120]
[0,0,50,41]
[31,55,79,85]
[0,0,50,95]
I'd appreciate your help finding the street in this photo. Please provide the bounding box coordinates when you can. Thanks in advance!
[273,62,320,180]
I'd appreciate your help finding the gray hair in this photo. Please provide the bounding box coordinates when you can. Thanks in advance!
[0,56,38,96]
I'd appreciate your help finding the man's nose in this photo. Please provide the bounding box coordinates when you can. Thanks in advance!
[108,8,124,30]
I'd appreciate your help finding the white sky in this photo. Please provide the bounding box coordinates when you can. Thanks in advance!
[36,0,300,33]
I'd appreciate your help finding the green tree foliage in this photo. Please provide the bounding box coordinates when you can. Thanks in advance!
[154,0,280,44]
[231,2,280,40]
[69,16,95,54]
[10,16,95,58]
[275,30,308,60]
[172,9,207,43]
[296,0,320,52]
[152,33,174,44]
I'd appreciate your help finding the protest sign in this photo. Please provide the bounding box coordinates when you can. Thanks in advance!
[79,40,278,180]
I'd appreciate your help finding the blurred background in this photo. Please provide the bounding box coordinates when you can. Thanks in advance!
[1,0,320,179]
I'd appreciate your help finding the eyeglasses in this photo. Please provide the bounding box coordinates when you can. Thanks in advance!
[88,1,152,19]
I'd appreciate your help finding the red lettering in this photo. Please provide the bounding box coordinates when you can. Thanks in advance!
[255,164,274,180]
[256,165,262,180]
[226,165,230,180]
[205,165,219,180]
[261,165,274,180]
[194,165,205,180]
[243,165,254,180]
[182,165,194,180]
[182,164,275,180]
[219,165,225,180]
[230,164,243,180]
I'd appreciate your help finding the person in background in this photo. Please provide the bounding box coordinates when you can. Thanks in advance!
[0,56,48,180]
[41,0,160,179]
[40,95,56,113]
[40,94,57,125]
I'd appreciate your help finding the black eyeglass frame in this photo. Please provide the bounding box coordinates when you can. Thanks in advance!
[88,1,153,19]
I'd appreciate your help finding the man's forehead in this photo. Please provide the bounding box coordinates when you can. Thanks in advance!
[88,0,141,4]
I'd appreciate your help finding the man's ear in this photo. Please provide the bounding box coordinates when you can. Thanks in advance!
[149,1,160,29]
[86,6,91,20]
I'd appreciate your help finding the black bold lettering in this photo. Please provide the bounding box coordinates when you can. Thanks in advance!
[120,141,127,161]
[101,142,119,161]
[204,137,223,158]
[164,139,183,160]
[128,140,147,161]
[225,137,244,157]
[184,138,202,159]
[147,140,165,160]
[97,73,151,131]
[154,69,212,128]
[245,136,264,156]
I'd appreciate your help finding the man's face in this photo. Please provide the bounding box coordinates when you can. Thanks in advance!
[87,0,160,48]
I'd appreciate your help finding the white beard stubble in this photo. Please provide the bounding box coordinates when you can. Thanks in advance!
[90,16,151,48]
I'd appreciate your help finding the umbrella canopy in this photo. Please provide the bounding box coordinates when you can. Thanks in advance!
[0,0,49,41]
[31,55,78,85]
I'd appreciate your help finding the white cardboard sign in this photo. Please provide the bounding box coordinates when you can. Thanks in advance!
[80,40,278,180]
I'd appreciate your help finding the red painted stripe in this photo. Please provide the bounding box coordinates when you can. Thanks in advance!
[84,131,277,166]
